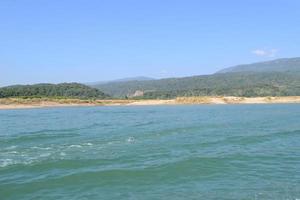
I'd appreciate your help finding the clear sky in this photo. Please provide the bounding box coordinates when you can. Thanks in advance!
[1,0,300,86]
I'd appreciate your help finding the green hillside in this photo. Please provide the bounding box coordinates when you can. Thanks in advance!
[3,58,300,99]
[93,57,300,98]
[0,83,109,99]
[94,72,300,98]
[217,57,300,73]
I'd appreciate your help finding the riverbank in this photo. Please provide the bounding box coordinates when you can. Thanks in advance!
[1,96,300,109]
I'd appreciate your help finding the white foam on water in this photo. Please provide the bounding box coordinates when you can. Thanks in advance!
[5,145,17,150]
[23,160,34,166]
[0,153,54,168]
[0,159,14,167]
[69,144,82,148]
[60,152,66,156]
[85,143,93,146]
[31,146,52,150]
[127,137,135,143]
[39,153,51,157]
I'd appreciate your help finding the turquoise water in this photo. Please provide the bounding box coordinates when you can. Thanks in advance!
[0,105,300,200]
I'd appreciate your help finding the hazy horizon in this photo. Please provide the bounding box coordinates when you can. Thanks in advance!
[1,0,300,86]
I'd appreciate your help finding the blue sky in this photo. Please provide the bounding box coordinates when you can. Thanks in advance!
[1,0,300,86]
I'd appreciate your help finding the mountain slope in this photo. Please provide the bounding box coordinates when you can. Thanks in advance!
[94,72,300,98]
[87,76,155,86]
[0,83,109,99]
[93,57,300,98]
[217,57,300,73]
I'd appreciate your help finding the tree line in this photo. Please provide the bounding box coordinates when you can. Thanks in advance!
[0,83,109,99]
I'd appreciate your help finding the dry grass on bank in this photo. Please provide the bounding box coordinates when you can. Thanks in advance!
[1,96,300,110]
[175,96,300,104]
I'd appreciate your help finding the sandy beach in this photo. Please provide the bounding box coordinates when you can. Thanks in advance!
[175,96,300,104]
[0,96,300,110]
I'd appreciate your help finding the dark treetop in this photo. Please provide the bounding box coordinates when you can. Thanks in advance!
[0,83,109,99]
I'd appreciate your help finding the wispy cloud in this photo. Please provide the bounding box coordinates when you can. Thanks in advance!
[252,48,279,57]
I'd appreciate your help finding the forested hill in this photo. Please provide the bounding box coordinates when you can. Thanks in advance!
[3,58,300,99]
[0,83,109,99]
[94,72,300,98]
[93,57,300,98]
[217,57,300,73]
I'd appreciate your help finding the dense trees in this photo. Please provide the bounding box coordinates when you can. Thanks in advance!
[93,57,300,98]
[2,72,300,99]
[2,57,300,99]
[94,72,300,98]
[217,57,300,73]
[0,83,109,99]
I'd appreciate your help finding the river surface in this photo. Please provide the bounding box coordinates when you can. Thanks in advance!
[0,105,300,199]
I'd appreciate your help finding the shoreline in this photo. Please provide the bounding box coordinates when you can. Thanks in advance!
[1,96,300,110]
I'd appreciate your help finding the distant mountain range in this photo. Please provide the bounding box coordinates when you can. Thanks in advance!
[1,57,300,99]
[87,76,155,86]
[93,57,300,98]
[217,57,300,73]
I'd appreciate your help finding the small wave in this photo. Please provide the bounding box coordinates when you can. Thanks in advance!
[84,123,111,129]
[31,146,52,150]
[0,158,37,168]
[39,153,51,157]
[5,145,17,150]
[107,141,116,145]
[7,151,18,154]
[69,144,82,148]
[19,128,80,135]
[60,152,66,156]
[133,121,156,127]
[1,133,79,145]
[0,159,14,168]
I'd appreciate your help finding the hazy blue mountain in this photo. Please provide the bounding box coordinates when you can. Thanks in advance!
[216,57,300,74]
[87,76,155,86]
